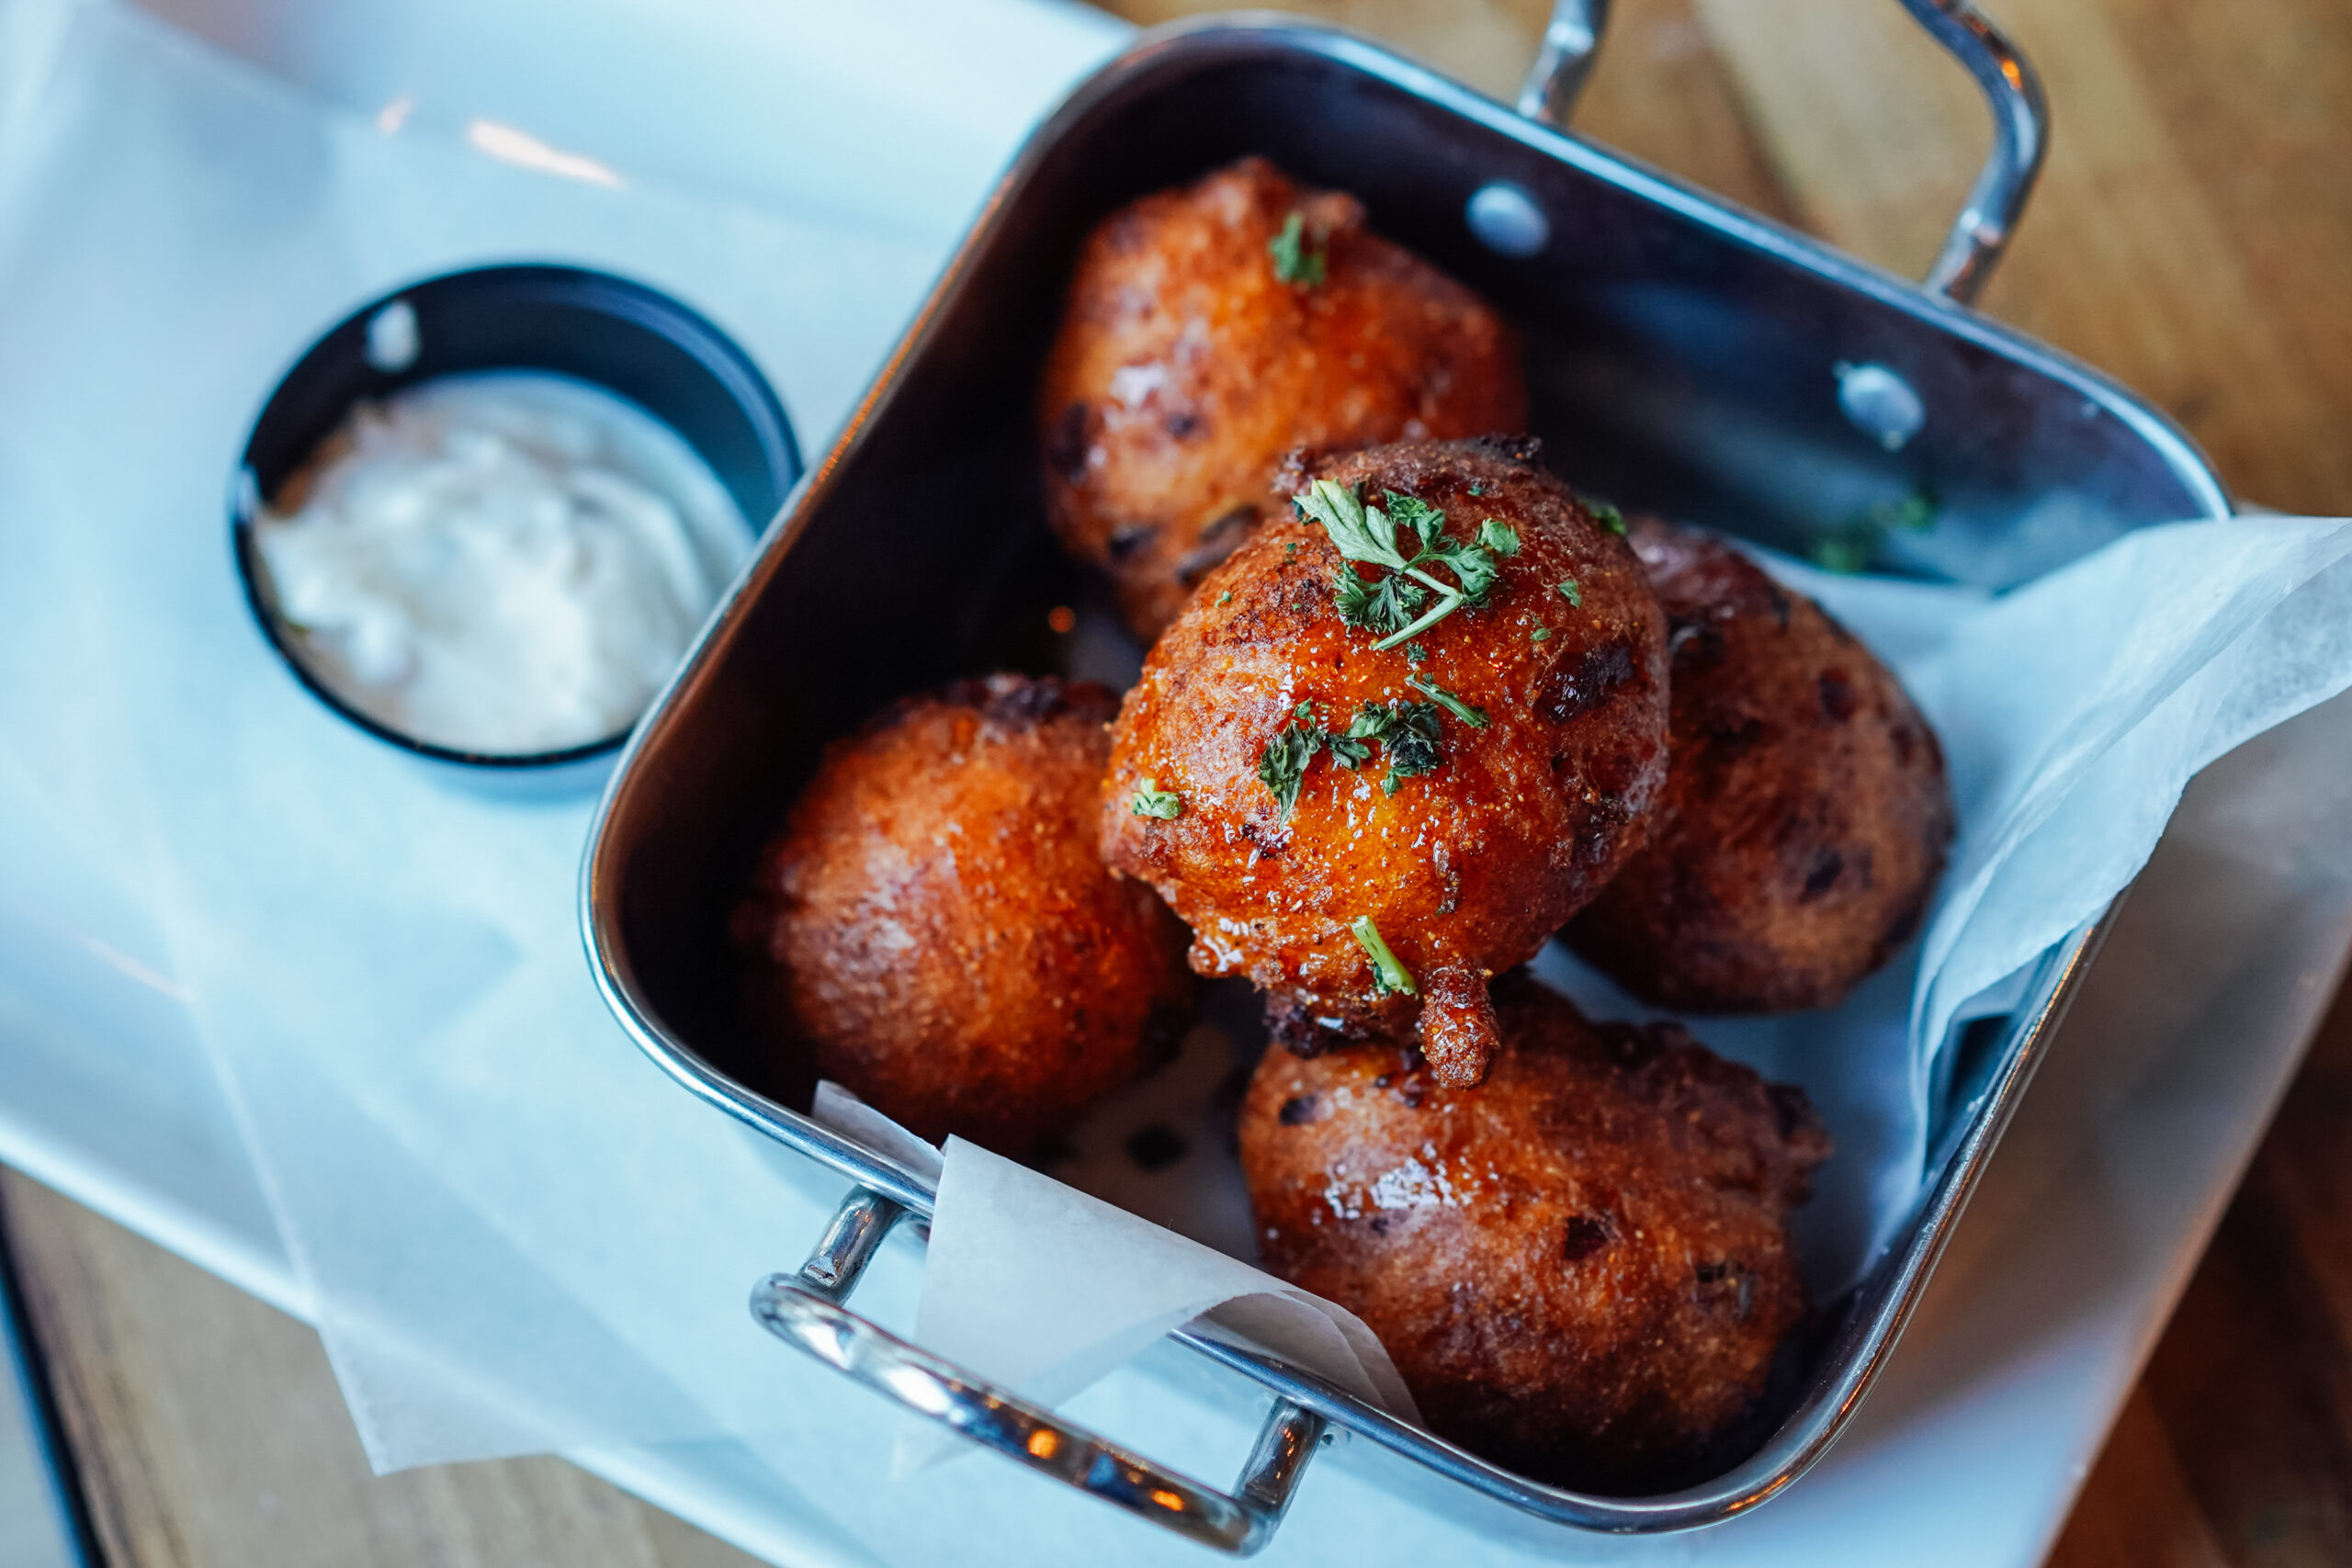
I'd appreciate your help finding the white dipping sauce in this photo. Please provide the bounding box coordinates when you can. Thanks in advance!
[254,372,748,755]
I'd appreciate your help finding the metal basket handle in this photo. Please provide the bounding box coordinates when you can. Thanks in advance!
[751,1190,1329,1556]
[1519,0,2049,303]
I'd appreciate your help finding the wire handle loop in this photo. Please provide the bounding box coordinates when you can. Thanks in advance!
[750,1189,1328,1556]
[1517,0,2048,301]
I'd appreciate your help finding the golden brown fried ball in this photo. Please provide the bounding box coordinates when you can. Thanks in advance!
[735,675,1193,1155]
[1039,156,1527,643]
[1102,437,1668,1089]
[1565,519,1954,1012]
[1239,976,1830,1492]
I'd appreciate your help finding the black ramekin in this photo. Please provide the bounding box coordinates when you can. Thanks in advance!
[232,263,800,795]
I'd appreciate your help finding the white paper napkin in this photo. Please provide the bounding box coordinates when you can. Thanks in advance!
[893,1135,1417,1473]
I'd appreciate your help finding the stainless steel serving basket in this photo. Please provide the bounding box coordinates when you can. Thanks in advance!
[582,2,2229,1553]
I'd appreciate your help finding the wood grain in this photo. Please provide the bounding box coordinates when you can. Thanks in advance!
[2043,1387,2232,1568]
[0,1168,760,1568]
[1106,0,1553,100]
[1569,0,1805,224]
[1693,0,2352,513]
[2082,972,2352,1567]
[1103,0,1804,222]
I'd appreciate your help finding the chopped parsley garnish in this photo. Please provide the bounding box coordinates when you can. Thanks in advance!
[1333,563,1426,636]
[1810,487,1939,574]
[1383,491,1446,538]
[1808,525,1877,575]
[1407,673,1488,728]
[1874,489,1939,534]
[1532,626,1552,643]
[1556,579,1582,607]
[1268,211,1328,288]
[1583,498,1627,536]
[1261,695,1458,813]
[1352,700,1445,794]
[1130,779,1182,819]
[1216,591,1233,605]
[1257,705,1328,819]
[1350,916,1419,998]
[1299,480,1515,649]
[1406,639,1430,665]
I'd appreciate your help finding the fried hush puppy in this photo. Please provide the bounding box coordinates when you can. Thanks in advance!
[734,674,1193,1155]
[1239,977,1830,1493]
[1566,519,1955,1012]
[1102,436,1668,1089]
[1039,156,1528,643]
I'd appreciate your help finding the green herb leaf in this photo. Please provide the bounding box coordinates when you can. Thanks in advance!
[1299,481,1519,649]
[1327,733,1373,769]
[1298,480,1398,568]
[1130,779,1182,819]
[1382,702,1446,782]
[1532,626,1552,643]
[1407,639,1430,665]
[1556,579,1582,607]
[1333,563,1427,638]
[1332,565,1373,626]
[1343,699,1447,795]
[1436,537,1502,605]
[1384,491,1447,549]
[1583,497,1627,536]
[1810,487,1937,575]
[1808,525,1877,575]
[1871,488,1939,534]
[1258,721,1321,819]
[1268,210,1328,287]
[1408,673,1488,728]
[1216,591,1232,605]
[1350,916,1419,998]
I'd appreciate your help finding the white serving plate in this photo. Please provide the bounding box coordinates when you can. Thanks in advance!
[2,0,2346,1562]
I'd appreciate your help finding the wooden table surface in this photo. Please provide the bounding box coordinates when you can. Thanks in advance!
[5,0,2349,1563]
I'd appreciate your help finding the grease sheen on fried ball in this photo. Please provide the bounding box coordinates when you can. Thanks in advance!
[735,675,1193,1155]
[1101,437,1668,1088]
[1039,156,1527,643]
[1239,977,1830,1493]
[1565,519,1955,1012]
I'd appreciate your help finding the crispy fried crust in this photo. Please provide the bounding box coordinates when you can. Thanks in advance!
[1565,519,1955,1011]
[1238,977,1829,1492]
[735,675,1193,1154]
[1101,437,1668,1087]
[1039,156,1527,643]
